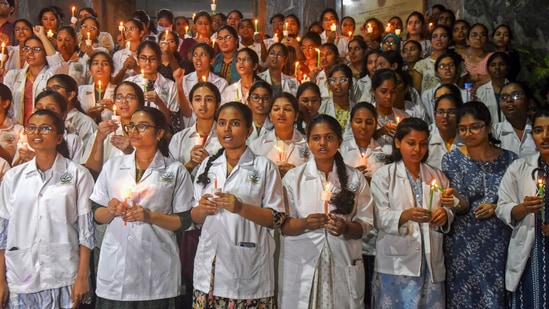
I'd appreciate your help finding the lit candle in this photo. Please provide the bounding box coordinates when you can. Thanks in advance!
[192,13,196,21]
[539,177,545,222]
[302,74,307,84]
[165,29,169,40]
[385,23,391,33]
[285,22,288,31]
[111,105,121,136]
[87,31,90,40]
[429,22,433,30]
[141,69,147,92]
[367,23,373,34]
[348,31,352,39]
[213,177,218,189]
[330,24,336,32]
[296,36,300,42]
[97,80,103,101]
[211,0,217,13]
[211,38,216,47]
[274,33,278,43]
[47,30,54,38]
[71,7,78,24]
[429,179,436,210]
[276,146,284,162]
[359,151,368,168]
[202,76,207,82]
[185,26,189,35]
[315,48,321,68]
[72,6,75,17]
[396,116,400,124]
[195,134,204,146]
[254,19,258,32]
[123,188,132,226]
[126,41,130,50]
[395,29,401,36]
[0,42,4,67]
[119,22,124,32]
[18,131,28,151]
[294,61,299,77]
[322,182,332,215]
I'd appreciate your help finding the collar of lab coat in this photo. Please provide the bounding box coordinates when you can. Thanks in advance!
[262,129,306,145]
[525,151,540,169]
[23,152,68,177]
[303,158,337,180]
[428,125,463,146]
[345,137,382,153]
[212,147,256,174]
[116,149,167,182]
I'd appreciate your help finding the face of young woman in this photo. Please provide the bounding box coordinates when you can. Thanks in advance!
[174,18,190,37]
[321,12,338,32]
[192,46,212,73]
[434,98,458,132]
[285,17,300,36]
[341,18,355,35]
[138,46,159,75]
[127,111,163,150]
[191,86,218,120]
[300,38,317,60]
[328,70,350,96]
[298,88,321,120]
[195,16,212,38]
[14,21,32,45]
[216,107,252,150]
[41,11,58,32]
[394,129,429,166]
[26,114,63,152]
[114,84,141,119]
[248,87,272,117]
[374,79,397,109]
[267,45,287,70]
[532,116,549,156]
[308,122,341,161]
[124,21,144,42]
[351,108,376,143]
[80,19,100,41]
[487,56,509,80]
[436,57,457,84]
[238,20,254,39]
[90,54,113,80]
[271,16,284,37]
[217,28,238,53]
[389,18,403,32]
[366,53,378,76]
[382,37,398,51]
[457,114,490,148]
[406,16,423,36]
[493,26,510,49]
[23,39,46,67]
[452,22,469,44]
[271,97,297,131]
[499,83,529,121]
[35,96,63,117]
[320,46,337,71]
[402,43,421,65]
[46,80,74,103]
[467,25,488,50]
[235,51,256,75]
[375,56,393,72]
[347,41,364,65]
[56,30,76,57]
[161,32,179,54]
[431,27,450,51]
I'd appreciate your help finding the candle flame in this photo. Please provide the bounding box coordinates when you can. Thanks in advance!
[98,80,102,91]
[296,36,300,42]
[431,179,436,186]
[396,116,400,124]
[324,182,332,192]
[202,76,207,82]
[539,178,544,185]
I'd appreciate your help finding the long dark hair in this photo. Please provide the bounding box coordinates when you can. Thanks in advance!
[27,109,70,158]
[196,102,253,187]
[390,117,430,163]
[307,114,354,215]
[133,107,171,157]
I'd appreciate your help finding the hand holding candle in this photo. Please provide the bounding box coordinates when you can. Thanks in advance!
[71,6,78,24]
[330,24,337,32]
[119,22,124,32]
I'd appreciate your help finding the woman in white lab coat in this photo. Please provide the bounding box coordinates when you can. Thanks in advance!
[250,92,310,178]
[246,81,274,143]
[78,51,116,121]
[0,109,94,308]
[91,107,193,308]
[257,43,299,97]
[496,108,549,308]
[279,114,374,309]
[371,117,463,308]
[221,48,261,104]
[191,102,284,309]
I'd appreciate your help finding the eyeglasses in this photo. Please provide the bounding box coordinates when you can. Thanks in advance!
[236,57,252,63]
[25,125,55,135]
[328,77,349,84]
[383,41,396,46]
[457,123,485,134]
[123,26,138,32]
[216,34,233,42]
[43,85,65,92]
[80,25,98,31]
[115,94,137,103]
[249,94,271,102]
[268,52,285,58]
[299,97,320,105]
[22,46,43,53]
[138,56,158,63]
[438,63,455,70]
[435,109,457,116]
[500,91,524,102]
[431,34,448,40]
[123,123,158,133]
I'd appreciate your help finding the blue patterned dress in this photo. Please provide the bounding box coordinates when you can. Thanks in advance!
[441,148,517,309]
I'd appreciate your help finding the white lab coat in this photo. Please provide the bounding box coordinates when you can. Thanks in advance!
[0,117,24,160]
[477,80,508,123]
[55,55,90,86]
[421,83,468,124]
[355,75,374,104]
[181,71,228,128]
[4,54,63,124]
[371,161,454,283]
[257,70,299,96]
[340,137,385,176]
[90,150,193,301]
[493,119,537,158]
[192,148,284,299]
[65,108,97,152]
[112,47,138,79]
[0,154,94,293]
[81,127,125,165]
[496,153,540,291]
[0,157,8,182]
[247,117,273,144]
[278,160,374,309]
[78,83,116,116]
[426,125,463,170]
[221,80,246,104]
[249,129,310,167]
[320,31,349,59]
[168,124,221,168]
[125,73,179,112]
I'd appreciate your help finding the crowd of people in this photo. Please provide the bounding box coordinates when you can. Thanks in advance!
[0,1,547,308]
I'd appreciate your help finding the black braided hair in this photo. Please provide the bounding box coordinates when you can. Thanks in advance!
[196,147,225,187]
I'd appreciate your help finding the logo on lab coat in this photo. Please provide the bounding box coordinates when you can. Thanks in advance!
[248,170,261,184]
[60,172,74,184]
[160,172,174,182]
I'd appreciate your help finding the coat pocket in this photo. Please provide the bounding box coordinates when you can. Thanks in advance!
[5,248,35,286]
[231,244,260,281]
[97,242,118,282]
[345,261,365,300]
[381,234,410,256]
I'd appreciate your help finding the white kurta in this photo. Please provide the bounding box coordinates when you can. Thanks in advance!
[278,160,374,309]
[90,150,193,301]
[192,148,284,299]
[0,154,94,293]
